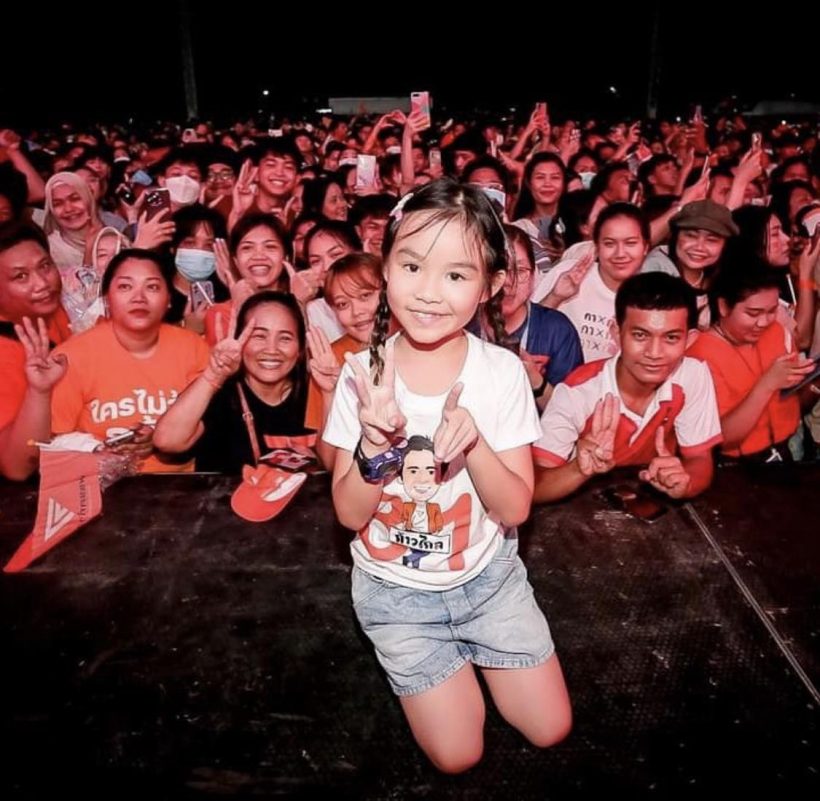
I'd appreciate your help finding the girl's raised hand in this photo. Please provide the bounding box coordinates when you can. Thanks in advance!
[551,250,595,304]
[344,340,406,452]
[284,260,322,305]
[232,159,258,218]
[433,382,478,463]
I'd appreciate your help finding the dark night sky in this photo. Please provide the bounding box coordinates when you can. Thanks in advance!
[1,4,815,128]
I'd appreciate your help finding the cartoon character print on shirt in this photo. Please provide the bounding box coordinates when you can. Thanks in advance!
[358,435,473,571]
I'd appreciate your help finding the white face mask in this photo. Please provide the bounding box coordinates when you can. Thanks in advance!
[165,175,201,206]
[579,171,596,190]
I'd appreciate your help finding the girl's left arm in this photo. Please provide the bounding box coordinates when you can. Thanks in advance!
[465,440,534,527]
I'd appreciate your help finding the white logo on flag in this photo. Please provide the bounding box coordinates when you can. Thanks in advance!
[44,498,76,541]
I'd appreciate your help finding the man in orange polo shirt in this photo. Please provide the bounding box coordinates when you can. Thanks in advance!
[0,224,72,479]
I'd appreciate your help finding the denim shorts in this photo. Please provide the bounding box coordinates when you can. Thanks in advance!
[351,536,555,697]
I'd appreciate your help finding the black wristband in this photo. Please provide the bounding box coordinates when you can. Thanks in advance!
[354,437,406,484]
[533,372,549,398]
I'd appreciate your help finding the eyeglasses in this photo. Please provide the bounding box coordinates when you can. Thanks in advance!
[207,170,235,182]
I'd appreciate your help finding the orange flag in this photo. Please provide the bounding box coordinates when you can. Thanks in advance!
[5,450,104,573]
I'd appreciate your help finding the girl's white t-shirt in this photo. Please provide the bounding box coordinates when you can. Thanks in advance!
[323,332,541,591]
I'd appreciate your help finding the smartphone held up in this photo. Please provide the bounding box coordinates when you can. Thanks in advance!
[142,188,171,221]
[410,91,431,130]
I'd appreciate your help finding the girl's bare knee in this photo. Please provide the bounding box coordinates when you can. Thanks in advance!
[427,740,484,774]
[525,710,573,749]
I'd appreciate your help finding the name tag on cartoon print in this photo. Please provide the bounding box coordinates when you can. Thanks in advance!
[389,527,452,554]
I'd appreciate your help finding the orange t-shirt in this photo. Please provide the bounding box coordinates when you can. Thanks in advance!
[304,333,364,430]
[687,322,800,457]
[0,306,73,430]
[51,321,210,472]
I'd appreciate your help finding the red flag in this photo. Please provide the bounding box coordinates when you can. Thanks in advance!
[5,450,104,572]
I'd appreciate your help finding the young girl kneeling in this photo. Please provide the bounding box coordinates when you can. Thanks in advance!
[323,179,572,773]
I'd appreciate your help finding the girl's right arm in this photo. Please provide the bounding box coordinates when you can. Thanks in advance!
[331,445,391,532]
[330,343,407,531]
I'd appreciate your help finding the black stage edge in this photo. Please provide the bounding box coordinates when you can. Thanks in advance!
[1,467,818,799]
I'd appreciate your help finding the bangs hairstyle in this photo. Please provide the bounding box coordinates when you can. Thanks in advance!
[370,178,510,383]
[325,252,383,299]
[229,212,290,256]
[235,290,308,407]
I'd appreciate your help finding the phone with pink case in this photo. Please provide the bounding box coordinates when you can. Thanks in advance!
[410,91,431,130]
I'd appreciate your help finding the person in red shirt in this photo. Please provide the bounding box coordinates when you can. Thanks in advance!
[0,224,71,479]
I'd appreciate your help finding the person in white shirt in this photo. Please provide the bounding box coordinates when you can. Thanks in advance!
[534,202,650,362]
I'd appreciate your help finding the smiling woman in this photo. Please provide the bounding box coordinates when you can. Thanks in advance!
[687,263,815,461]
[42,172,108,327]
[153,291,314,474]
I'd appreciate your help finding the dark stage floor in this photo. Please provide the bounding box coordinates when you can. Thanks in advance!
[1,465,818,799]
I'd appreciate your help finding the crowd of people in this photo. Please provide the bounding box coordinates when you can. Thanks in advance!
[1,103,819,771]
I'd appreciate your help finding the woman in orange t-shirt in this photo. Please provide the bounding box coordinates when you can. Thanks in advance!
[51,248,209,472]
[687,263,817,461]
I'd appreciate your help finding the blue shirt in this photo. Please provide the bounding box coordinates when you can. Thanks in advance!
[508,302,584,386]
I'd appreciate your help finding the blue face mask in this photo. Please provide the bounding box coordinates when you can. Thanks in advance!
[131,169,153,187]
[175,248,216,281]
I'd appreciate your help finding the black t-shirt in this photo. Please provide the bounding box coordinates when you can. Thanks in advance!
[194,377,313,474]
